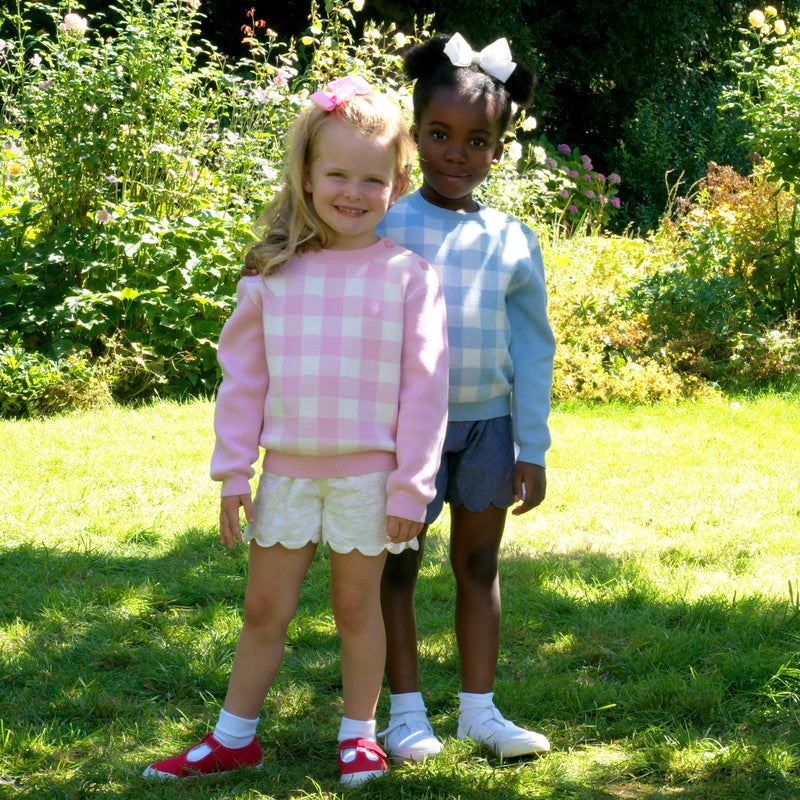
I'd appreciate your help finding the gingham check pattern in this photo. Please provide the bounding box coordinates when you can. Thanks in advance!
[378,191,555,466]
[262,258,404,456]
[211,238,449,519]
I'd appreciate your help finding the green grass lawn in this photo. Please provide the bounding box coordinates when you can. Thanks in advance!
[2,395,799,799]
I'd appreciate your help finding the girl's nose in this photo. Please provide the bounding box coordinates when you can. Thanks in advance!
[343,179,362,198]
[445,140,466,162]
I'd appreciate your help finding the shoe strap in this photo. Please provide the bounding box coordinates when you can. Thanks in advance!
[378,710,430,738]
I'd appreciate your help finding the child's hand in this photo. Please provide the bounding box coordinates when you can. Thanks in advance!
[219,494,254,549]
[511,461,546,516]
[387,515,423,543]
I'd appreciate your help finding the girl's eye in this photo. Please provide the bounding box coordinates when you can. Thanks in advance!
[367,177,385,185]
[470,138,489,148]
[431,131,447,141]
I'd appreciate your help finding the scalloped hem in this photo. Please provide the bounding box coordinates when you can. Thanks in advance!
[245,530,420,556]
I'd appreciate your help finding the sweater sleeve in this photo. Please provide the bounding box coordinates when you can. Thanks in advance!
[385,265,449,522]
[209,279,269,496]
[507,229,556,467]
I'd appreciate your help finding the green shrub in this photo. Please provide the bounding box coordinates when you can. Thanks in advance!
[720,7,800,320]
[621,161,800,387]
[544,234,720,403]
[0,345,109,417]
[0,0,428,411]
[478,125,623,238]
[614,68,751,233]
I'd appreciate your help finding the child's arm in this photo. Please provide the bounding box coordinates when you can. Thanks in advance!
[508,231,556,503]
[210,279,269,541]
[385,265,449,524]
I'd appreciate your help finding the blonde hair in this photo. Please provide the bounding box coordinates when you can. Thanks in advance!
[250,86,415,275]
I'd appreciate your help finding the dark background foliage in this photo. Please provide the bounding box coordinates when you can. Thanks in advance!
[4,0,799,227]
[185,0,800,231]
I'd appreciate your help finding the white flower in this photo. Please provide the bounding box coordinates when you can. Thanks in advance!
[520,115,537,131]
[394,32,407,48]
[29,53,42,67]
[532,145,547,165]
[506,141,523,163]
[353,0,365,10]
[60,13,89,34]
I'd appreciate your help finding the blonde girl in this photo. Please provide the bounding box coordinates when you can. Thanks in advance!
[144,76,448,786]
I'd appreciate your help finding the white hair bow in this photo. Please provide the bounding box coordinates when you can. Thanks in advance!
[443,32,516,83]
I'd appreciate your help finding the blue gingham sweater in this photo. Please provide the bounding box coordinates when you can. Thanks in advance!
[377,190,555,467]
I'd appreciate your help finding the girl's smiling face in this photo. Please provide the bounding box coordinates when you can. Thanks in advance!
[414,87,505,212]
[302,119,404,249]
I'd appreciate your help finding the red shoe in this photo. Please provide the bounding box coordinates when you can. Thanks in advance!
[143,732,262,779]
[338,738,388,786]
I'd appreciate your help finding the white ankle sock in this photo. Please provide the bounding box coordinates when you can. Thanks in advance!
[389,691,427,716]
[338,717,377,764]
[213,708,259,749]
[458,691,494,724]
[338,716,377,742]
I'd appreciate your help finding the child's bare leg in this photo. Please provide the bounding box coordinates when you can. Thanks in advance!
[380,529,427,692]
[330,548,388,721]
[449,504,506,693]
[224,540,317,719]
[451,504,551,756]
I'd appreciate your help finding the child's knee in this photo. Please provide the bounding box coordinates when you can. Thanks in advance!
[242,586,295,630]
[382,548,421,590]
[332,583,380,633]
[452,546,499,587]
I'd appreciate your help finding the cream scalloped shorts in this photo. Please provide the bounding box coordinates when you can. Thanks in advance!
[244,470,419,556]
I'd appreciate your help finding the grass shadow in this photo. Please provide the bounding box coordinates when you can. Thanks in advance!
[3,527,800,798]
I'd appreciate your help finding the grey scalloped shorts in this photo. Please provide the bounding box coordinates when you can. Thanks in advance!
[425,415,516,526]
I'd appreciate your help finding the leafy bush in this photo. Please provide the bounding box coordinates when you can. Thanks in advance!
[614,68,751,233]
[720,6,800,322]
[621,160,800,387]
[0,344,109,417]
[544,235,719,402]
[478,125,623,238]
[0,0,427,406]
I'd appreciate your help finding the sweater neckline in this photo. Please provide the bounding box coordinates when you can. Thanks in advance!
[303,238,393,265]
[410,190,486,220]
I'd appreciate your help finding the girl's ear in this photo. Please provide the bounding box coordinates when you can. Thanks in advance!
[302,169,313,195]
[389,178,407,207]
[410,124,419,145]
[492,140,505,163]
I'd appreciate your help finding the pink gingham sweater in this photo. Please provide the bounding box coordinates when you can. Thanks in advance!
[210,238,449,523]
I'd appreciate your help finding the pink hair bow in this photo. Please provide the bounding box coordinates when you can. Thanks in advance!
[443,33,516,83]
[310,75,372,110]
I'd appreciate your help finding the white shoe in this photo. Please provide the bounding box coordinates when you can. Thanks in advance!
[379,711,444,763]
[457,706,550,757]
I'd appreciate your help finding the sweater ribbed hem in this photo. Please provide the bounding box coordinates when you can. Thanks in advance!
[263,450,397,479]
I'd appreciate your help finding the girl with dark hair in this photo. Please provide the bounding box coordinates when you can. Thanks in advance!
[376,33,556,763]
